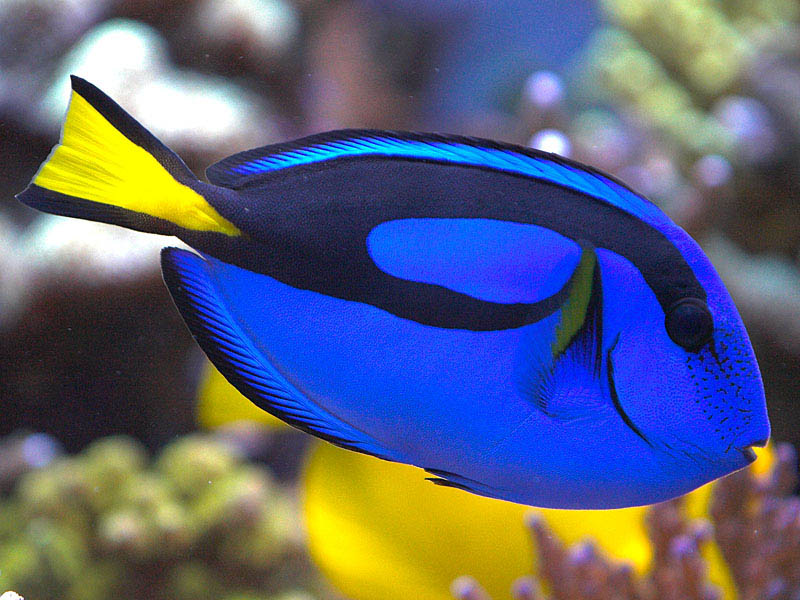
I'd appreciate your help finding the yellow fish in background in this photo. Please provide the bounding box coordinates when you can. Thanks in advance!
[197,362,286,429]
[199,361,774,600]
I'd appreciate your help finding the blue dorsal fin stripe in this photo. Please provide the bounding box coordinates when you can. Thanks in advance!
[160,246,401,461]
[205,130,668,228]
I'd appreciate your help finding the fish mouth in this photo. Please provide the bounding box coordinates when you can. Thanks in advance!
[738,438,768,464]
[740,447,758,463]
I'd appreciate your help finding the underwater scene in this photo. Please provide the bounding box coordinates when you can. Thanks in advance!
[1,0,799,598]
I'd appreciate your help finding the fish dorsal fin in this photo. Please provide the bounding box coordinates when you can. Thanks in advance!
[205,130,666,225]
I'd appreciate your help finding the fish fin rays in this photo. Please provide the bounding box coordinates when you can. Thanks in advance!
[518,241,606,420]
[160,247,400,461]
[204,130,665,226]
[205,129,387,188]
[529,345,608,421]
[551,241,603,377]
[18,76,240,237]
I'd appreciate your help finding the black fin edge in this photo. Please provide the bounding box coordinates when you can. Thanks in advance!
[69,75,196,183]
[425,477,475,493]
[16,184,178,235]
[424,467,484,494]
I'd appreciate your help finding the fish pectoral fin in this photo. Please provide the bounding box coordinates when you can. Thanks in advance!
[551,240,603,368]
[160,246,400,461]
[518,241,606,420]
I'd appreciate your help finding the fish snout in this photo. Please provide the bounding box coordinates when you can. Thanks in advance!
[733,399,770,464]
[737,436,769,464]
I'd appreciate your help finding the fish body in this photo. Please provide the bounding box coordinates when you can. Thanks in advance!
[18,77,770,508]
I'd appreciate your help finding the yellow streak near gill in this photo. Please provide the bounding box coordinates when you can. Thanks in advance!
[34,91,240,236]
[552,246,596,357]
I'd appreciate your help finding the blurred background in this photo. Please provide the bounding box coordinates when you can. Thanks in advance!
[1,1,799,599]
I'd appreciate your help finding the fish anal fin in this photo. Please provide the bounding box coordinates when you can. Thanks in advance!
[425,477,475,493]
[423,468,503,499]
[160,247,399,461]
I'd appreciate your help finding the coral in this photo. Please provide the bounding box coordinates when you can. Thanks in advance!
[0,433,61,493]
[452,443,799,600]
[583,0,800,247]
[0,433,318,600]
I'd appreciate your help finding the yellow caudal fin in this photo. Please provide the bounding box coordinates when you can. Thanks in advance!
[17,76,240,237]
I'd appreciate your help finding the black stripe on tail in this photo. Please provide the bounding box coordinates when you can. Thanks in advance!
[69,76,196,184]
[17,186,179,235]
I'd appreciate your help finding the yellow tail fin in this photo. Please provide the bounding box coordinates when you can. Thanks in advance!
[17,76,240,237]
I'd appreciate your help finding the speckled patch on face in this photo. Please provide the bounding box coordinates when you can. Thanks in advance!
[685,327,760,453]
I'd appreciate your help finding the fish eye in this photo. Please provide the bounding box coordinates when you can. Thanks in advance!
[665,298,714,351]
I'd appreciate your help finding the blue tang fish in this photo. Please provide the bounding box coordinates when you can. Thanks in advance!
[18,77,770,508]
